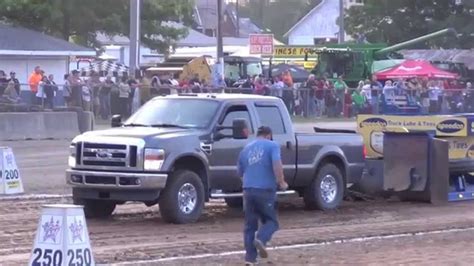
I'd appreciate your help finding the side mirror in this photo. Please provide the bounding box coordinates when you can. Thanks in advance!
[232,119,249,139]
[111,114,122,128]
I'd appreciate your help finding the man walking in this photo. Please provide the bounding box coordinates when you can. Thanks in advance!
[237,126,288,264]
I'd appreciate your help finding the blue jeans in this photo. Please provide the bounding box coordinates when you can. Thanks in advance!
[243,188,279,262]
[315,98,325,117]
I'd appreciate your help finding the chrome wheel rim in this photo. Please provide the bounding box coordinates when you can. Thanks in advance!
[178,183,197,214]
[320,174,337,203]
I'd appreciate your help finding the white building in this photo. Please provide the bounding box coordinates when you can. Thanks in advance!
[284,0,364,45]
[95,23,218,68]
[0,24,95,86]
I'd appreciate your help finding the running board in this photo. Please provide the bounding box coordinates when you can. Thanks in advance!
[210,190,297,198]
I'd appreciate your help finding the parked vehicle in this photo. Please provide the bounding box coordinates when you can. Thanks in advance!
[66,94,365,224]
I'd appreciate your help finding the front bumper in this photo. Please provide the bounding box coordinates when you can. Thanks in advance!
[66,169,168,190]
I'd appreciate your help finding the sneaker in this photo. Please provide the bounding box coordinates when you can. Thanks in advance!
[253,239,268,258]
[245,261,256,266]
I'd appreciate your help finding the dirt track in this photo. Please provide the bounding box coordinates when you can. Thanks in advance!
[1,197,473,265]
[2,120,472,265]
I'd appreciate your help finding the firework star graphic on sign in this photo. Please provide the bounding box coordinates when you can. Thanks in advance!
[69,217,84,243]
[5,153,13,166]
[42,217,61,243]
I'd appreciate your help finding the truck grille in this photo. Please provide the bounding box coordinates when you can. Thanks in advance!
[77,142,138,168]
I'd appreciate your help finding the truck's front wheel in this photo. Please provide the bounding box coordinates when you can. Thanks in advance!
[304,163,344,210]
[159,170,205,224]
[74,198,116,218]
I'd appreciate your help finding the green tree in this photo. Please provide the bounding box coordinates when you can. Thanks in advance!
[0,0,194,53]
[345,0,474,48]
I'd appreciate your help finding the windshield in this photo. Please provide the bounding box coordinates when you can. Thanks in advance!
[224,63,241,80]
[125,99,220,128]
[246,62,262,77]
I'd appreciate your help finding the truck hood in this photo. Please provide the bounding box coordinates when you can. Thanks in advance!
[81,126,200,140]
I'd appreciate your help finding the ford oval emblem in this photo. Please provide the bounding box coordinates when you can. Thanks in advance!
[96,150,112,159]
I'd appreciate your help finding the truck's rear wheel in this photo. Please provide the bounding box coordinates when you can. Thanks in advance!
[74,198,116,218]
[304,163,344,210]
[159,170,205,224]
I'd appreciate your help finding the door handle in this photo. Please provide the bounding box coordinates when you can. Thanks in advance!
[286,141,292,149]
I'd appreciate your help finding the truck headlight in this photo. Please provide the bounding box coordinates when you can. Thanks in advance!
[144,149,165,171]
[68,143,77,168]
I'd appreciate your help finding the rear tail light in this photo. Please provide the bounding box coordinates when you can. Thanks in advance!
[363,145,367,159]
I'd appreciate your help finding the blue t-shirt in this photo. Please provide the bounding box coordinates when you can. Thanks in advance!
[238,139,281,191]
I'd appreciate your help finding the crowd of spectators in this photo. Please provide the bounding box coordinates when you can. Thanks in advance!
[1,66,473,119]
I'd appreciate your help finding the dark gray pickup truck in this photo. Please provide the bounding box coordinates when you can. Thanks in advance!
[66,94,365,223]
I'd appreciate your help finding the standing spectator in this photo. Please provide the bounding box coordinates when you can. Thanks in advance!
[8,71,20,95]
[69,70,83,109]
[129,79,140,114]
[36,75,49,107]
[407,78,421,102]
[88,72,102,117]
[383,80,396,100]
[325,88,338,118]
[44,74,58,109]
[437,80,446,113]
[419,82,429,114]
[334,76,348,117]
[81,83,92,112]
[28,66,43,104]
[168,73,179,86]
[428,80,441,114]
[270,76,284,98]
[254,77,265,95]
[304,75,317,117]
[118,76,131,117]
[0,70,9,96]
[281,70,295,115]
[63,74,72,107]
[351,88,366,117]
[188,73,201,87]
[238,126,288,264]
[466,82,473,93]
[394,78,406,95]
[314,77,326,118]
[151,74,161,88]
[361,80,372,108]
[370,75,382,114]
[241,75,254,91]
[99,76,114,120]
[262,78,272,96]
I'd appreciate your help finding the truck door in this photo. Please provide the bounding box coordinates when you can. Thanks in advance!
[208,103,256,191]
[254,104,297,184]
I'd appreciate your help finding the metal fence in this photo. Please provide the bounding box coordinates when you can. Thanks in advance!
[1,82,473,118]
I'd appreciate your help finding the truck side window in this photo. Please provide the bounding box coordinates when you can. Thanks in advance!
[221,106,253,135]
[255,106,286,134]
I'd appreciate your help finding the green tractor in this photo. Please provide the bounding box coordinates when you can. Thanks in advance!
[308,28,457,87]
